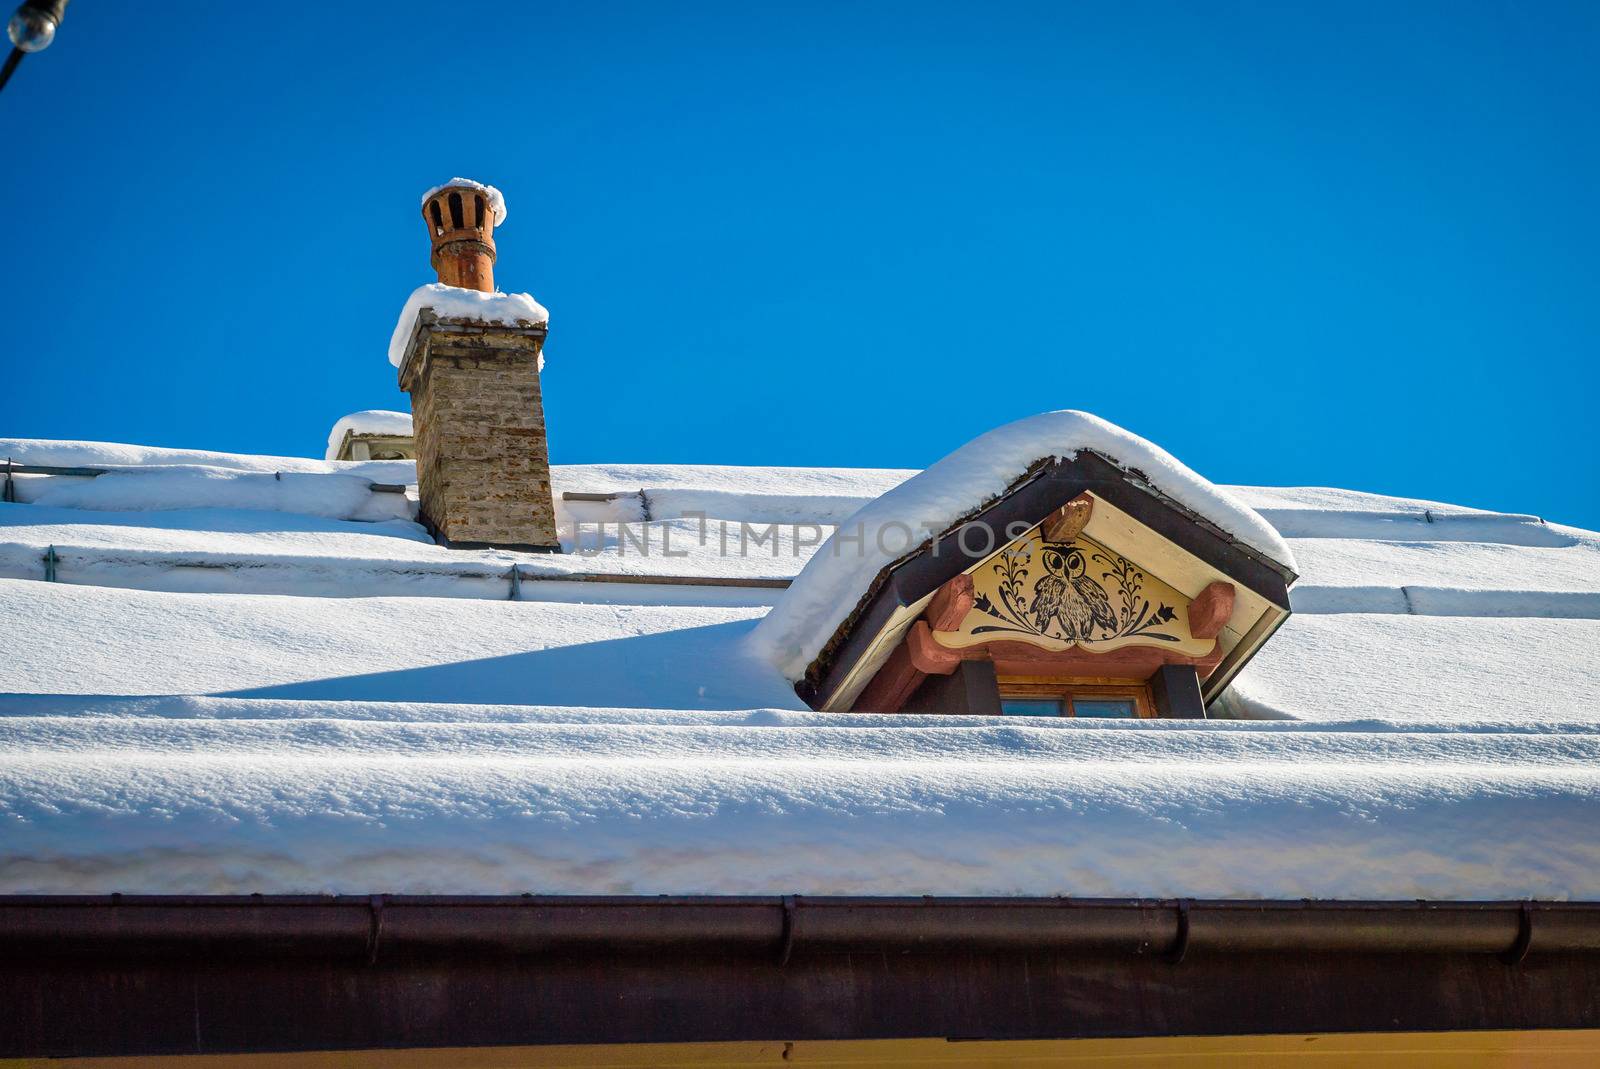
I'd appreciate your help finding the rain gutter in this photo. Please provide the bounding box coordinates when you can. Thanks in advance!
[3,896,1596,962]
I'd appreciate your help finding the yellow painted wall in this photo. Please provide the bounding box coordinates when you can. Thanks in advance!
[10,1031,1600,1068]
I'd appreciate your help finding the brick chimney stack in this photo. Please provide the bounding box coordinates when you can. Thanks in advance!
[397,179,561,553]
[422,181,499,292]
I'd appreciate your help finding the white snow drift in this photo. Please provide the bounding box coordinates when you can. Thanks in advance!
[1,696,1596,897]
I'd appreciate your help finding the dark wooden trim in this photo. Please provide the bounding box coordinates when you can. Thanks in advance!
[2,896,1597,1059]
[1149,664,1207,719]
[901,660,1001,715]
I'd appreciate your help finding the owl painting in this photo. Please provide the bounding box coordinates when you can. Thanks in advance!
[1030,545,1119,642]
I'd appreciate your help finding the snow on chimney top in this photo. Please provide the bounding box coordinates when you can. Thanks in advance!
[420,178,508,293]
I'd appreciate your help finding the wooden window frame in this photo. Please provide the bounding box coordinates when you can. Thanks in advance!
[997,676,1156,719]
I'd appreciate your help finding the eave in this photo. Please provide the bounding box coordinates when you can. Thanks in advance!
[2,894,1598,1060]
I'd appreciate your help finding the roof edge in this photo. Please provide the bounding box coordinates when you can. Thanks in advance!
[3,894,1593,959]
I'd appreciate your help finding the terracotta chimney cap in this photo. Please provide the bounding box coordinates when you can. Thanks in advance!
[421,178,508,225]
[420,178,507,293]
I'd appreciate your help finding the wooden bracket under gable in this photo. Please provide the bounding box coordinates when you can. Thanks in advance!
[1188,581,1236,640]
[853,556,1238,715]
[1041,493,1094,543]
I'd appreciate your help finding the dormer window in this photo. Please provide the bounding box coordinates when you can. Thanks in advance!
[998,679,1154,718]
[333,433,416,462]
[774,439,1297,721]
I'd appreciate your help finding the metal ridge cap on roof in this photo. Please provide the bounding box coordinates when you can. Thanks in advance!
[2,460,411,494]
[0,553,793,594]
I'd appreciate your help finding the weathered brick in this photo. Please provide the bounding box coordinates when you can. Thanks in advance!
[397,314,559,550]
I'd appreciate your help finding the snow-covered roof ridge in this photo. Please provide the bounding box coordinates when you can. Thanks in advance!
[421,178,507,225]
[324,410,413,462]
[22,466,405,522]
[387,283,550,368]
[749,410,1298,682]
[0,437,413,480]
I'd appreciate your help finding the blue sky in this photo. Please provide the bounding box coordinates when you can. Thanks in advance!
[3,1,1596,527]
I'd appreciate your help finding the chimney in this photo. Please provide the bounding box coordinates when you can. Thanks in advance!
[396,179,561,552]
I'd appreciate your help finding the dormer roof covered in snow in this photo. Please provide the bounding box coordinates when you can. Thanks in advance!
[749,411,1297,713]
[325,410,414,462]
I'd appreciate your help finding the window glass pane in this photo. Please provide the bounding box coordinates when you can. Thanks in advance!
[1001,699,1064,717]
[1071,698,1137,719]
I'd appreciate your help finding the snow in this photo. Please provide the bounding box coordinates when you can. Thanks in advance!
[0,503,432,553]
[553,462,913,527]
[1,440,915,527]
[0,695,1595,896]
[325,409,412,461]
[1218,614,1600,722]
[749,410,1297,682]
[24,467,392,522]
[2,431,1599,899]
[388,283,550,368]
[560,462,912,503]
[1286,536,1600,596]
[0,437,412,481]
[421,177,508,225]
[2,453,1595,610]
[0,506,822,599]
[0,579,793,707]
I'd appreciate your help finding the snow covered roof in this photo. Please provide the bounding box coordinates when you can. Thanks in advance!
[2,432,1598,898]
